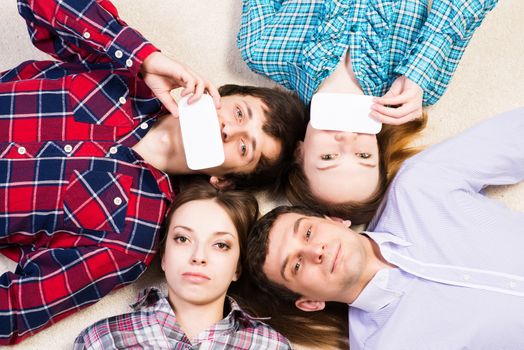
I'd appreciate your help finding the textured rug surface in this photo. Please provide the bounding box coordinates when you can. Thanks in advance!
[1,0,523,348]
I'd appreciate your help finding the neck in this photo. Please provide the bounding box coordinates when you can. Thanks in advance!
[345,234,395,303]
[132,114,194,175]
[169,294,227,340]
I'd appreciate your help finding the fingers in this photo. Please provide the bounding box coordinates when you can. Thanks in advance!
[187,77,206,104]
[370,92,422,125]
[156,90,180,118]
[373,92,410,107]
[370,107,421,125]
[205,81,222,109]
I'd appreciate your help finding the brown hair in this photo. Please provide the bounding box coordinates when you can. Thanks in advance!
[159,179,259,265]
[286,112,427,225]
[218,84,308,193]
[239,205,349,349]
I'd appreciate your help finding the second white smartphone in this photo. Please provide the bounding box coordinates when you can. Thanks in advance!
[310,92,382,134]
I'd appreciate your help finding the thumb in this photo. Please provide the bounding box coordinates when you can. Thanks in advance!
[155,91,180,118]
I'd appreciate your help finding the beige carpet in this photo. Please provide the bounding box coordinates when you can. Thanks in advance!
[1,0,523,348]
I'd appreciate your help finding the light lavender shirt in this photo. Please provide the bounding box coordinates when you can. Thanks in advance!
[349,108,524,350]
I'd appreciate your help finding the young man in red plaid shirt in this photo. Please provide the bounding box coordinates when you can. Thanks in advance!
[0,0,307,344]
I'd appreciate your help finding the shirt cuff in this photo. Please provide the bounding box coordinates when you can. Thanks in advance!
[393,31,452,106]
[105,27,159,76]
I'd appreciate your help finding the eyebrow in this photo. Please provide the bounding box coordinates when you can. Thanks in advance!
[172,226,234,237]
[318,161,377,171]
[280,217,305,281]
[243,101,257,159]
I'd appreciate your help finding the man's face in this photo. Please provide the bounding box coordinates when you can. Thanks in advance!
[263,212,368,304]
[203,94,282,176]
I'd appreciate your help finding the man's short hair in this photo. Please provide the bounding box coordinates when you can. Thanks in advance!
[245,205,324,303]
[219,84,308,192]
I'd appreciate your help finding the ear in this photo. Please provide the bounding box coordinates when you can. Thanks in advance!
[232,263,242,282]
[294,141,304,162]
[209,176,234,190]
[295,297,325,312]
[326,216,352,227]
[161,256,166,272]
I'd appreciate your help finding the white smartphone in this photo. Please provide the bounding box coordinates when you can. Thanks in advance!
[178,94,225,170]
[310,92,382,134]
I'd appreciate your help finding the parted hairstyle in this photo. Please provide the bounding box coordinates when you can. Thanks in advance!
[218,84,308,193]
[159,179,259,265]
[242,205,349,349]
[285,112,427,225]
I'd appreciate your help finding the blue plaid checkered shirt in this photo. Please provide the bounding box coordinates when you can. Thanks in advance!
[237,0,498,105]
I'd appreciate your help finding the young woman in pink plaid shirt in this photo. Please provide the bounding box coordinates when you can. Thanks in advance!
[74,180,291,349]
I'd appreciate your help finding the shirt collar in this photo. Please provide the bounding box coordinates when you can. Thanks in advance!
[349,269,402,312]
[362,231,412,247]
[130,288,263,340]
[349,231,409,312]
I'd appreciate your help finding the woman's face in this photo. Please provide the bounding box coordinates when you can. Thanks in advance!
[162,199,240,307]
[298,122,380,203]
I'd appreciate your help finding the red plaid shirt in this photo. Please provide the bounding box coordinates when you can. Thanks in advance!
[74,288,292,350]
[0,0,175,344]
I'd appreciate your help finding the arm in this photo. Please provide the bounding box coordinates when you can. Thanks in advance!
[403,107,524,192]
[237,0,323,89]
[16,0,220,115]
[372,0,498,124]
[394,0,498,106]
[17,0,157,75]
[0,246,146,345]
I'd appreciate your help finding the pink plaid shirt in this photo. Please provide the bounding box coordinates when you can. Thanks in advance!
[74,288,292,350]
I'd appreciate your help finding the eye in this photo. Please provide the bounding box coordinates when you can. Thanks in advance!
[305,227,312,241]
[235,107,244,122]
[174,235,189,244]
[215,242,230,250]
[293,257,303,273]
[240,139,247,157]
[320,154,338,161]
[356,153,371,159]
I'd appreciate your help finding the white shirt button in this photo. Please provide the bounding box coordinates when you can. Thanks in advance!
[83,31,91,39]
[125,59,133,67]
[463,274,471,281]
[64,144,73,153]
[109,146,118,154]
[113,197,123,206]
[115,50,123,59]
[119,96,127,104]
[140,122,148,130]
[17,146,26,155]
[509,281,517,289]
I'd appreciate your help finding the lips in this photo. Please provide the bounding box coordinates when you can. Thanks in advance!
[331,244,341,273]
[182,272,211,283]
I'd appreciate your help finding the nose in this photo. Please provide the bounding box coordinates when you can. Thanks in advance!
[221,122,244,143]
[334,132,356,142]
[190,244,207,265]
[303,243,325,264]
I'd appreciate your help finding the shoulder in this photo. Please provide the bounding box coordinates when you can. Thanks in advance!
[228,298,291,349]
[74,309,158,349]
